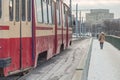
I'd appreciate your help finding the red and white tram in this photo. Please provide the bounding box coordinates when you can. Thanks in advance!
[0,0,72,76]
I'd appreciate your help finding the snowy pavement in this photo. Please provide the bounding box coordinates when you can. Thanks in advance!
[88,39,120,80]
[18,39,91,80]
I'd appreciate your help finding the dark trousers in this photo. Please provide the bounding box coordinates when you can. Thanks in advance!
[100,42,104,49]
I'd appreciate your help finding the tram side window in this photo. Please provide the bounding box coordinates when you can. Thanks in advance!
[68,16,70,27]
[51,1,54,24]
[58,3,61,26]
[27,0,31,21]
[48,0,52,24]
[46,0,49,23]
[9,0,14,21]
[22,0,26,21]
[62,4,64,27]
[56,1,61,26]
[36,0,43,23]
[0,0,2,19]
[15,0,19,21]
[68,9,71,27]
[43,0,48,23]
[64,5,67,27]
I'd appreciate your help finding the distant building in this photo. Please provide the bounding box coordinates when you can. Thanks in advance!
[86,9,114,25]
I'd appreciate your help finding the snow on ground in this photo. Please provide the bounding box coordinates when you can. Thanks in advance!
[88,39,120,80]
[19,39,91,80]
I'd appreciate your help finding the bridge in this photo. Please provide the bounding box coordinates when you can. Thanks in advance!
[0,36,119,80]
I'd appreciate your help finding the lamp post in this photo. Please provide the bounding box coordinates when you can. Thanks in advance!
[75,4,78,37]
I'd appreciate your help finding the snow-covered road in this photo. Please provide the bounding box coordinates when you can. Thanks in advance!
[88,39,120,80]
[18,39,91,80]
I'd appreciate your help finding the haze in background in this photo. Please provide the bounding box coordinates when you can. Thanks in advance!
[64,0,120,19]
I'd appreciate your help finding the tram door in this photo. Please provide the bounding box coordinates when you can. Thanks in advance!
[63,5,69,48]
[9,0,32,71]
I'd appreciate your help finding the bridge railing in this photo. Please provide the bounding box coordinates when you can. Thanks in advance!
[105,35,120,50]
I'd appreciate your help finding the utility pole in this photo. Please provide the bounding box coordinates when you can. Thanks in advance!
[79,11,81,36]
[81,17,83,34]
[72,9,90,36]
[76,4,78,37]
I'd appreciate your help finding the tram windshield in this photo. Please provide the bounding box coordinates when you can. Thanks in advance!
[0,0,2,19]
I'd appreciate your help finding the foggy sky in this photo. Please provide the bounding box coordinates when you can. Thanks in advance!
[64,0,120,19]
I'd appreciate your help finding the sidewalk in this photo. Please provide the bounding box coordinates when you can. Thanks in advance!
[88,39,120,80]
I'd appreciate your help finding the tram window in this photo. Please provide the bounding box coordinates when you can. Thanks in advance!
[68,9,71,27]
[51,1,54,24]
[62,4,65,27]
[64,5,67,27]
[9,0,14,21]
[22,0,26,21]
[48,0,52,24]
[0,0,2,19]
[68,16,70,27]
[15,0,19,21]
[65,13,67,27]
[46,0,49,23]
[27,0,31,21]
[36,0,43,23]
[43,1,48,23]
[56,1,60,25]
[57,1,61,25]
[59,5,61,26]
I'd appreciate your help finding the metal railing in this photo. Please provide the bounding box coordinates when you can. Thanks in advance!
[106,35,120,50]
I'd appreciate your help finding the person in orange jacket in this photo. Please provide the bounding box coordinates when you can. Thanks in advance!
[99,32,105,49]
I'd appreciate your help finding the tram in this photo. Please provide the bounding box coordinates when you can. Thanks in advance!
[0,0,72,76]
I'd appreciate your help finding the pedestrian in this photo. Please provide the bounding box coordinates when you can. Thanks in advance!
[99,32,105,49]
